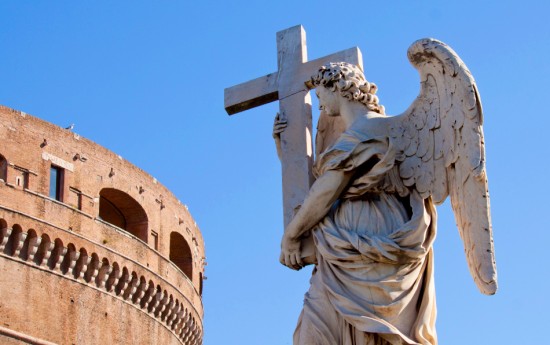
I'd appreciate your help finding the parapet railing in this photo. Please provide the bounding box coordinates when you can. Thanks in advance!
[0,186,203,305]
[0,223,203,345]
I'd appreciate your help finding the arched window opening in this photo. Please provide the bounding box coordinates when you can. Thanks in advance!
[0,155,7,182]
[99,188,148,243]
[169,232,193,281]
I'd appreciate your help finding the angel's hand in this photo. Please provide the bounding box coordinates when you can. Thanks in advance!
[279,232,302,270]
[273,112,287,138]
[273,112,287,160]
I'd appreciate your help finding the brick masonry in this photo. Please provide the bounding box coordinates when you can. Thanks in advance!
[0,105,205,345]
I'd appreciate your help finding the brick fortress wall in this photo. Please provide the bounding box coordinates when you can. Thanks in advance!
[0,105,205,345]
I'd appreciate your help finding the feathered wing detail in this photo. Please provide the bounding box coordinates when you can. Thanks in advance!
[388,38,497,295]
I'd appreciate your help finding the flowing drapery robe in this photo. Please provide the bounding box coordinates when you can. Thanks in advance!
[294,116,438,345]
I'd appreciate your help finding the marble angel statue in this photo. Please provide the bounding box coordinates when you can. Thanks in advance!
[273,39,497,345]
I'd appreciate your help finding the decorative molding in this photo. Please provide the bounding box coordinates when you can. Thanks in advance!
[0,203,202,309]
[41,152,74,172]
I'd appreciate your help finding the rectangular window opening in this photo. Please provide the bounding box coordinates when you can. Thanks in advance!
[23,172,29,189]
[70,187,83,210]
[49,165,64,201]
[151,230,159,251]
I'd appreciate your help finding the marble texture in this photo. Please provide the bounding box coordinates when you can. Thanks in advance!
[276,39,496,345]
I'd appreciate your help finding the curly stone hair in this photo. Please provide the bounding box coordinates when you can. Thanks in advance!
[309,62,385,115]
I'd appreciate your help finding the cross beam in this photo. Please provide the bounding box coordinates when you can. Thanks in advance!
[224,25,363,260]
[225,27,363,116]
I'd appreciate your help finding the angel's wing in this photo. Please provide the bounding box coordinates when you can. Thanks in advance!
[389,38,497,295]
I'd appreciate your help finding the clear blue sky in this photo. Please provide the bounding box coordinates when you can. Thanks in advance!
[1,1,548,344]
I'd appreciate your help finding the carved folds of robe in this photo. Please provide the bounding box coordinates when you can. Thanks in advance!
[294,117,437,345]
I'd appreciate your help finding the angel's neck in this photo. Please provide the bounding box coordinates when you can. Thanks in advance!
[340,101,371,127]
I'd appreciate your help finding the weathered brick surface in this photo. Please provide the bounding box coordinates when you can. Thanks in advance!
[0,105,205,345]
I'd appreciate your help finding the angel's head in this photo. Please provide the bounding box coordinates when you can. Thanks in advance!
[309,62,385,115]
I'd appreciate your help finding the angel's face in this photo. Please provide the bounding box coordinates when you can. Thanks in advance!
[316,87,339,117]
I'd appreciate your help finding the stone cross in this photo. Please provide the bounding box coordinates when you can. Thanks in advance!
[224,25,363,227]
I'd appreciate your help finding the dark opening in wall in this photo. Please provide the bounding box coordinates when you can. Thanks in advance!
[99,188,148,243]
[151,230,159,251]
[49,165,64,201]
[0,155,7,182]
[169,232,193,281]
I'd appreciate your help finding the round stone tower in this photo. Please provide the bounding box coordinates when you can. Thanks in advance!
[0,105,205,345]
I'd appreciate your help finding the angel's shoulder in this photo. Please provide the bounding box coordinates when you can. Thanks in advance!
[353,114,395,139]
